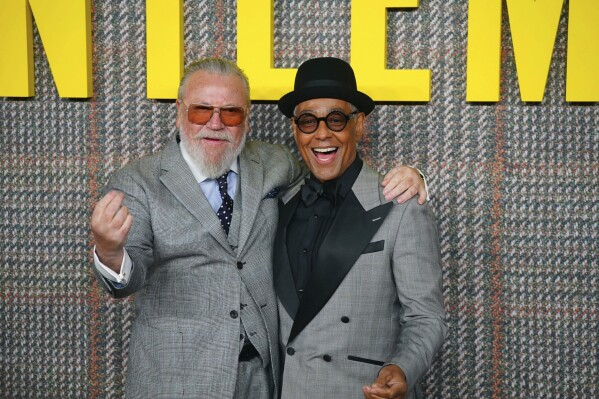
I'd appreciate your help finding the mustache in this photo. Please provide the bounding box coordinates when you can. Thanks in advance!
[193,130,234,142]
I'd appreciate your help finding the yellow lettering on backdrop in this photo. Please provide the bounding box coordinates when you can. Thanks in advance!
[351,0,430,101]
[0,0,92,98]
[0,0,34,96]
[1,0,594,102]
[146,0,183,99]
[466,0,501,102]
[237,0,296,100]
[467,0,565,102]
[506,0,564,102]
[238,0,430,101]
[566,0,599,102]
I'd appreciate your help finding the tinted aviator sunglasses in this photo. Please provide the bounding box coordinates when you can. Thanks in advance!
[180,101,247,127]
[292,111,358,134]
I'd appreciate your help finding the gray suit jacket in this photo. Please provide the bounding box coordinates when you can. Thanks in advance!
[95,137,303,398]
[274,162,447,399]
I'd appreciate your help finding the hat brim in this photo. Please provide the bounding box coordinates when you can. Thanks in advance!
[277,86,375,118]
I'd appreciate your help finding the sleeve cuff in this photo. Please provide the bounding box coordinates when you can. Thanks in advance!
[93,247,132,285]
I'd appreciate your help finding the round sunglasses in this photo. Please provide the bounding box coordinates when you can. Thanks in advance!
[292,111,358,134]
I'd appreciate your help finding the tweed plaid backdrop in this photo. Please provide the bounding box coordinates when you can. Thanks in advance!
[0,0,597,398]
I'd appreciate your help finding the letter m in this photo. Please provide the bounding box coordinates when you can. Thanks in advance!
[0,0,92,97]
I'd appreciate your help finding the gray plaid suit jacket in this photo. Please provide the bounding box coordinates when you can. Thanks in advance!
[95,136,303,399]
[274,162,447,399]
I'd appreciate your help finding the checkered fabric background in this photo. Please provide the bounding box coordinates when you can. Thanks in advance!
[1,1,597,398]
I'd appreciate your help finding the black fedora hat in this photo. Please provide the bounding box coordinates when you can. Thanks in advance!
[278,57,375,117]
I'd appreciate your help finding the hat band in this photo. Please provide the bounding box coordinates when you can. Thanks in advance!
[299,79,355,90]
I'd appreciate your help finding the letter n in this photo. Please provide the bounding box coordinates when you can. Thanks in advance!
[0,0,92,98]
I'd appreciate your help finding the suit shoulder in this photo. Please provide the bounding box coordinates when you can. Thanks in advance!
[114,151,161,176]
[244,140,294,163]
[359,162,435,219]
[389,196,438,231]
[107,150,163,191]
[244,140,303,179]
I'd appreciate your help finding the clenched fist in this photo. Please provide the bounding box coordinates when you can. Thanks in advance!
[90,191,133,272]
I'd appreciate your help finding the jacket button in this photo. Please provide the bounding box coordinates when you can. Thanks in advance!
[230,310,239,319]
[286,347,295,356]
[323,354,332,362]
[237,261,244,270]
[341,316,350,323]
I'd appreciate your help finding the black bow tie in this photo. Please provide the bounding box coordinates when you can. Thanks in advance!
[300,179,338,206]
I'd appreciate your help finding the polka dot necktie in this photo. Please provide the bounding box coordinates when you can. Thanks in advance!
[216,172,234,235]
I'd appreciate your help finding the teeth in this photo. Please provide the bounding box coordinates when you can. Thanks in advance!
[313,147,337,153]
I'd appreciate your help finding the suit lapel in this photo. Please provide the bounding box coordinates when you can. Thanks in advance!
[158,137,233,254]
[287,165,392,343]
[273,194,302,320]
[235,146,264,255]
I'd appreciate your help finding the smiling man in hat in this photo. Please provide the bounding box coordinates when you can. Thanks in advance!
[273,57,447,399]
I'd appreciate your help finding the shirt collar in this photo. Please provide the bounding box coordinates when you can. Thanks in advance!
[179,139,239,184]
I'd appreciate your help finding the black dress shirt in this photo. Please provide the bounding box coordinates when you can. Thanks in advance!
[286,157,363,299]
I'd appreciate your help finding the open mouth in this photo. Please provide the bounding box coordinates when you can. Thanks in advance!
[312,147,338,162]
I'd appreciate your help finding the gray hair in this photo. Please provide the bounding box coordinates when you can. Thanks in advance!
[177,58,251,106]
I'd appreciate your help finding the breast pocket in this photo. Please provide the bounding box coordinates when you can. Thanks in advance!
[362,240,384,254]
[347,355,385,366]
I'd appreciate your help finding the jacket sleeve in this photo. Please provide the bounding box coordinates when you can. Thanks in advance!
[94,166,155,299]
[389,198,448,390]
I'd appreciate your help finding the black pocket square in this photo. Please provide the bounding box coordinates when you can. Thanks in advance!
[347,355,385,366]
[264,187,280,199]
[363,240,384,254]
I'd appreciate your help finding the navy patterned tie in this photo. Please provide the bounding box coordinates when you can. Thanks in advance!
[216,172,234,235]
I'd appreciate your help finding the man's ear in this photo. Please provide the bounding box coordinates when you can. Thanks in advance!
[175,100,182,129]
[175,100,181,129]
[291,117,300,142]
[355,112,366,142]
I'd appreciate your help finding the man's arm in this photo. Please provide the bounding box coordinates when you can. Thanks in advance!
[90,167,155,298]
[386,199,447,391]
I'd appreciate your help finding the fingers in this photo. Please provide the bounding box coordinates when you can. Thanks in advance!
[382,176,417,204]
[91,191,132,250]
[104,192,126,221]
[417,185,427,205]
[381,165,425,204]
[363,381,406,399]
[363,365,407,399]
[121,213,134,236]
[381,165,401,186]
[393,184,419,204]
[111,202,130,228]
[92,190,122,221]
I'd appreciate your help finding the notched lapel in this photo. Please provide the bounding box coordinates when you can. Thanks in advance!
[273,195,302,320]
[236,150,263,255]
[287,192,392,343]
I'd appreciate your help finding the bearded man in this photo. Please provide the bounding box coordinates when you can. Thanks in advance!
[90,57,426,399]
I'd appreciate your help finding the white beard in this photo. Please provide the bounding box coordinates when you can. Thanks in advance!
[179,125,247,178]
